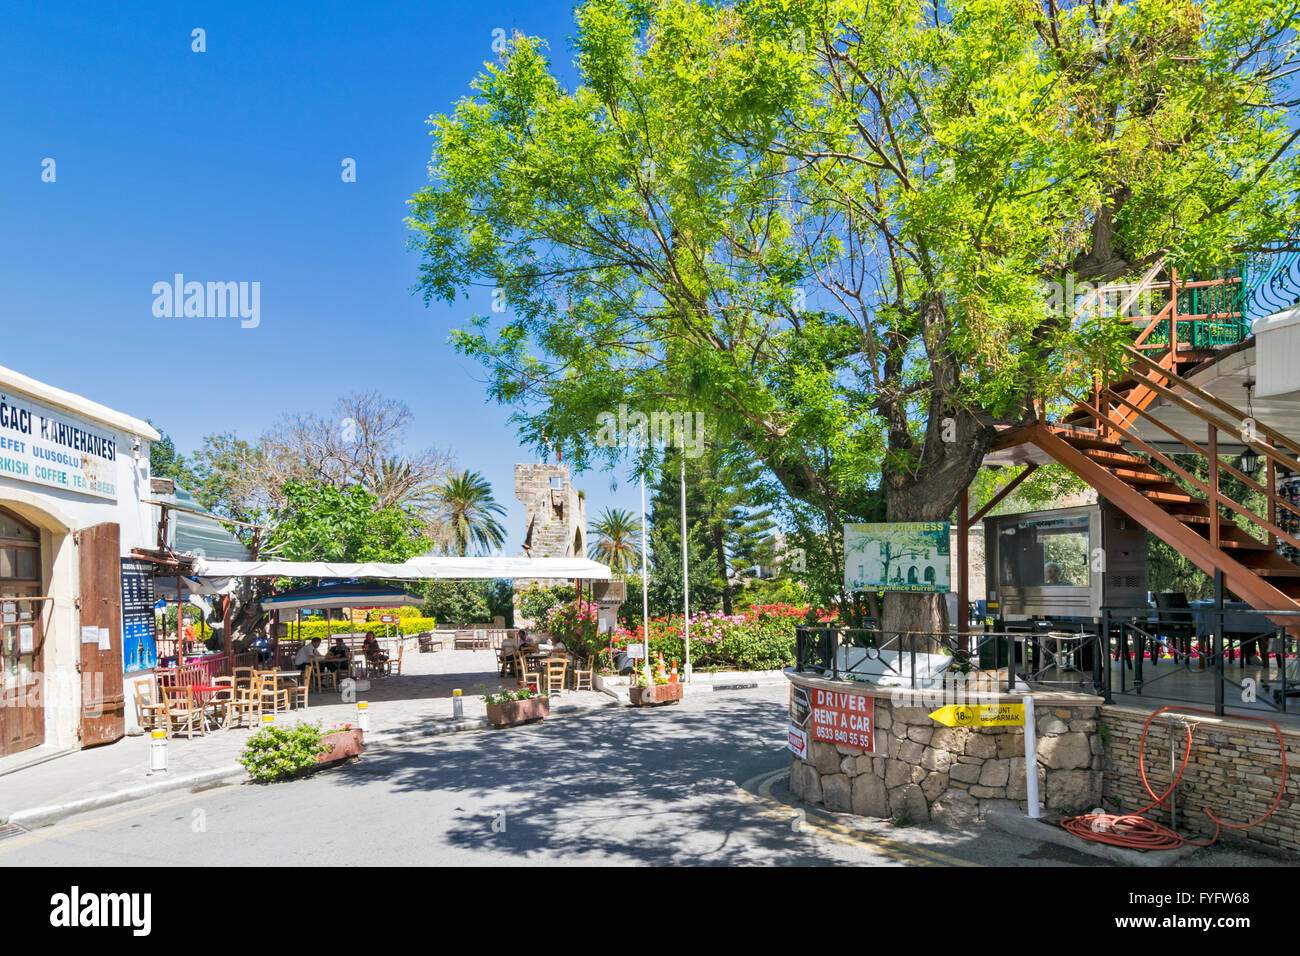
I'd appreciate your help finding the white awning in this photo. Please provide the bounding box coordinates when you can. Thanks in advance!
[189,555,612,581]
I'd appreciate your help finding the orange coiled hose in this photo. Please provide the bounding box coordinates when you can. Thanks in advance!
[1061,705,1287,850]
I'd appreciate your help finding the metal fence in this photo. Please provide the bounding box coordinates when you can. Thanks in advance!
[797,608,1299,717]
[795,625,1107,696]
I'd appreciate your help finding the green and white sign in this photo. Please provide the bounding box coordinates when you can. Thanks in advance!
[844,522,950,593]
[0,391,119,501]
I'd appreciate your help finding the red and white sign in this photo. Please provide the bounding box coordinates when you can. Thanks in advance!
[809,688,874,753]
[787,725,809,760]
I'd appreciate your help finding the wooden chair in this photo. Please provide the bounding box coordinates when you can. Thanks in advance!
[315,659,341,693]
[233,666,255,694]
[366,648,390,677]
[207,676,239,728]
[350,650,368,679]
[514,651,541,690]
[572,661,593,691]
[254,672,290,714]
[544,657,567,696]
[161,685,206,739]
[496,648,510,677]
[388,644,404,677]
[231,678,262,727]
[292,666,312,709]
[134,680,166,732]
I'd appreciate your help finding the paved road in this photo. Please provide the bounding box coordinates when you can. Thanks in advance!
[0,687,1101,866]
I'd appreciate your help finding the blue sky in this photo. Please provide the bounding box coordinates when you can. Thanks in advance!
[0,0,637,546]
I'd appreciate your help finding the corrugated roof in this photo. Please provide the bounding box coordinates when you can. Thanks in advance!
[156,484,252,561]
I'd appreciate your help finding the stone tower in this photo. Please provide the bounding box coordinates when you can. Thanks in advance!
[513,463,589,627]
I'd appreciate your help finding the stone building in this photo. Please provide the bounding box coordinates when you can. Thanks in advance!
[512,463,589,627]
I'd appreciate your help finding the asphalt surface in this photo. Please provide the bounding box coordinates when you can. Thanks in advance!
[0,686,1104,866]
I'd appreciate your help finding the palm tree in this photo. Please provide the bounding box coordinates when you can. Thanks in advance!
[366,455,441,514]
[589,507,642,571]
[435,470,507,556]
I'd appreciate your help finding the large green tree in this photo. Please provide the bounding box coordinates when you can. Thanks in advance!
[266,482,427,563]
[410,0,1298,633]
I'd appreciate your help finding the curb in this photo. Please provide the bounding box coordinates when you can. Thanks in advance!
[6,764,247,829]
[2,697,620,830]
[983,810,1201,867]
[595,675,787,702]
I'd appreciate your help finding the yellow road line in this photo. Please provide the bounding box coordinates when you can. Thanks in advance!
[738,769,981,867]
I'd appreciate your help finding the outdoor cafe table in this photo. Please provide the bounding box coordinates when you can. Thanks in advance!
[188,684,228,730]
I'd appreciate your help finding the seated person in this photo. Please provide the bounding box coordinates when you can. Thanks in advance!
[517,629,535,652]
[320,638,348,672]
[294,637,327,673]
[363,634,389,665]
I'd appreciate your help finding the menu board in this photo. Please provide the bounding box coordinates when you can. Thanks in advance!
[120,558,157,673]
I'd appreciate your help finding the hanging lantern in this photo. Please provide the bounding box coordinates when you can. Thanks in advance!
[1239,446,1260,475]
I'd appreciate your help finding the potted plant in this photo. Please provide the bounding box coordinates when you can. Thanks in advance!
[318,722,364,765]
[240,722,364,782]
[629,674,683,706]
[482,685,550,727]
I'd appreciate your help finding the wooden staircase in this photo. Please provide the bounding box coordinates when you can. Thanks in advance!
[988,263,1300,617]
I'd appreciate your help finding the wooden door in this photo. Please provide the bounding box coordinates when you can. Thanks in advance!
[0,507,45,757]
[77,522,125,748]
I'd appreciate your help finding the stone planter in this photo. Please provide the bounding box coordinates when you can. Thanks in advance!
[317,728,364,765]
[630,683,684,706]
[486,695,550,728]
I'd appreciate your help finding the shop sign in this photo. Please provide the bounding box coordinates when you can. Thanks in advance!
[0,390,119,500]
[809,687,874,752]
[788,725,809,760]
[789,684,811,728]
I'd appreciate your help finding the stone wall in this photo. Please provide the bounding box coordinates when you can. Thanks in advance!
[512,463,589,627]
[787,673,1104,826]
[1099,705,1300,856]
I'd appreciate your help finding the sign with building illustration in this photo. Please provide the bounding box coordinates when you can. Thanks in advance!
[844,522,950,593]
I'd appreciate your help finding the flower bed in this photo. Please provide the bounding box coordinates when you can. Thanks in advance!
[605,604,839,672]
[482,686,550,728]
[630,683,684,706]
[318,726,364,764]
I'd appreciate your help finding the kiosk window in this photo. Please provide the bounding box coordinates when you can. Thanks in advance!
[998,518,1090,587]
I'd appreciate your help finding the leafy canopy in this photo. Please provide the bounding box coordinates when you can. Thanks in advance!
[409,0,1298,526]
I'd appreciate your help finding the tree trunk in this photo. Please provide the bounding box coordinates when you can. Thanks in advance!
[879,291,996,646]
[711,521,731,615]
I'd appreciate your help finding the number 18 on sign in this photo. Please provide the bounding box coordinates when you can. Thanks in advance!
[810,689,874,753]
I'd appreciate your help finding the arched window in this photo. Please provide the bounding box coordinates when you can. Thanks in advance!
[0,507,39,584]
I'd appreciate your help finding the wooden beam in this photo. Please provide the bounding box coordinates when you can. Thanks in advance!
[968,465,1039,527]
[1029,424,1300,624]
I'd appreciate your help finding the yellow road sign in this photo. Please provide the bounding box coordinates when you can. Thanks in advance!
[928,703,1024,727]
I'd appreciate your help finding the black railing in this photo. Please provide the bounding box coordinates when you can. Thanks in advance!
[797,608,1299,718]
[794,626,1106,696]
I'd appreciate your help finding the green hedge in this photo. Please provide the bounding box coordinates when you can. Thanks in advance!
[282,617,438,642]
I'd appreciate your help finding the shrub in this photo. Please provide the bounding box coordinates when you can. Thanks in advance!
[609,603,837,672]
[282,616,438,642]
[517,583,575,623]
[542,600,600,659]
[240,723,326,782]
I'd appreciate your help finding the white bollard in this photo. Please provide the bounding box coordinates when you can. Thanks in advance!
[1023,695,1040,818]
[357,700,369,732]
[452,688,463,719]
[149,730,168,774]
[261,712,275,729]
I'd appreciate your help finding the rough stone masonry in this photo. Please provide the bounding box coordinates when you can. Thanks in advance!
[787,672,1104,827]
